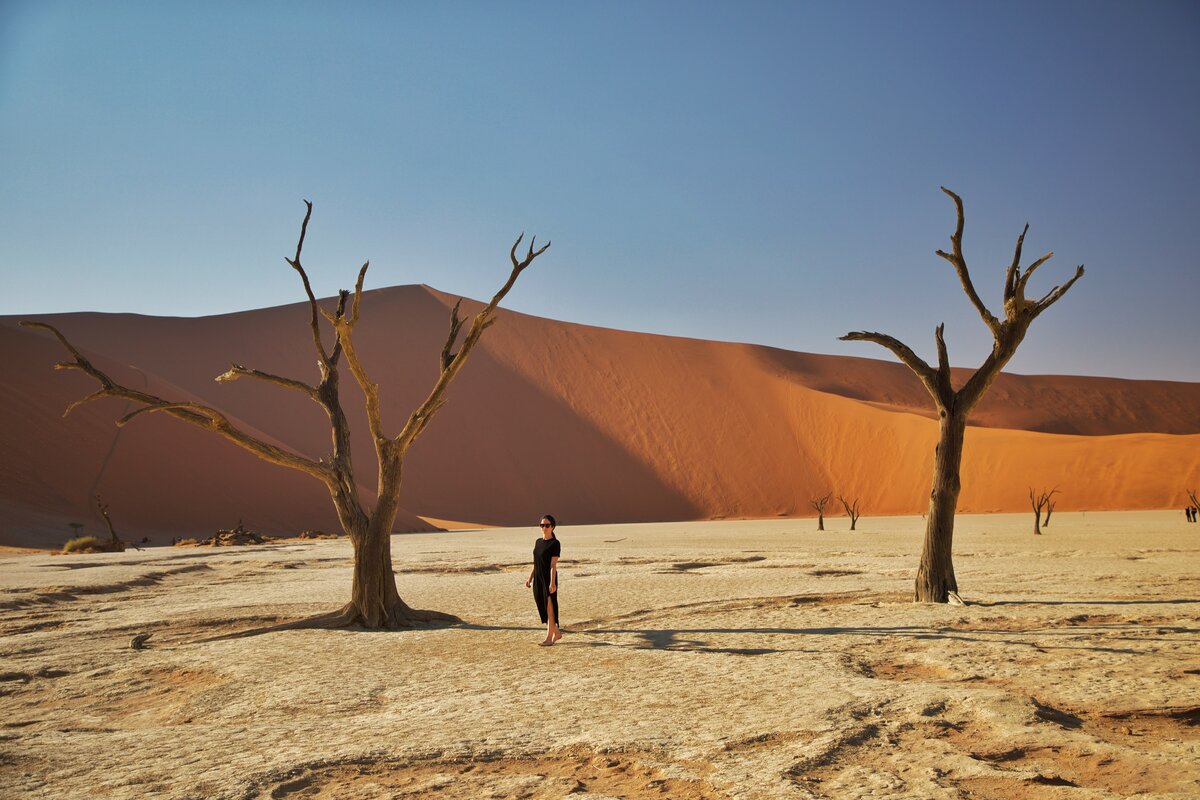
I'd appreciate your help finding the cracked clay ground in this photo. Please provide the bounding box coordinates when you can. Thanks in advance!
[1,511,1198,799]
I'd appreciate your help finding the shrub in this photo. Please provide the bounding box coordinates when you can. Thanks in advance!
[62,536,102,553]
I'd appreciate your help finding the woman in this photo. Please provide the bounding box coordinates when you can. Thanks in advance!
[525,514,562,646]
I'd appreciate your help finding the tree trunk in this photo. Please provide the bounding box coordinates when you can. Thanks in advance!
[817,514,824,532]
[329,455,459,629]
[915,412,965,602]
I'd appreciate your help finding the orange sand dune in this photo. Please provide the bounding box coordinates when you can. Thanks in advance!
[3,284,1198,547]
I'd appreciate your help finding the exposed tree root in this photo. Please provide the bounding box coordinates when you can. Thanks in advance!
[199,602,462,642]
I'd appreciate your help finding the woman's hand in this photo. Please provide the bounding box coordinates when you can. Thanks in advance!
[549,581,556,594]
[525,576,532,588]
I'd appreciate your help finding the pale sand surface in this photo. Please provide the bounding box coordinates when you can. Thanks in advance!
[1,511,1197,799]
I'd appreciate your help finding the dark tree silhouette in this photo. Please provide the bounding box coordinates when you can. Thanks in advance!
[1030,487,1058,535]
[810,492,832,531]
[24,202,549,629]
[838,495,862,531]
[841,188,1084,603]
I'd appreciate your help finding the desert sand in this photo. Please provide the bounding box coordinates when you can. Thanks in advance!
[2,511,1197,799]
[4,285,1200,548]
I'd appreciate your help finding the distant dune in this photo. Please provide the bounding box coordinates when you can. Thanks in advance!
[3,284,1199,547]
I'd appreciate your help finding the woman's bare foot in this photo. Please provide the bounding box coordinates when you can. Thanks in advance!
[539,638,555,646]
[552,631,563,642]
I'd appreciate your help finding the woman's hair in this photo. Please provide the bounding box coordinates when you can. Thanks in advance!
[542,514,557,529]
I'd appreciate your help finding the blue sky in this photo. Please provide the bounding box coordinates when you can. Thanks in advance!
[2,1,1197,381]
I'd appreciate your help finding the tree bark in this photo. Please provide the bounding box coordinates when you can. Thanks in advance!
[915,412,965,602]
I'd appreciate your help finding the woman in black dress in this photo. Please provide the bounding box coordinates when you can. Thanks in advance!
[525,514,561,646]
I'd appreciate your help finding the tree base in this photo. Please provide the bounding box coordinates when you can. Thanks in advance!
[318,600,463,630]
[204,601,462,641]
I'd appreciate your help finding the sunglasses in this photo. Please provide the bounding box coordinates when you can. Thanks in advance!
[539,523,553,528]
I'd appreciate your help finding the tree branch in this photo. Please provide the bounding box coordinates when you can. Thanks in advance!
[1031,264,1085,318]
[216,364,320,400]
[440,299,465,371]
[1004,224,1029,303]
[934,323,951,386]
[20,321,333,484]
[396,233,550,454]
[934,186,1001,336]
[839,330,943,403]
[284,200,333,365]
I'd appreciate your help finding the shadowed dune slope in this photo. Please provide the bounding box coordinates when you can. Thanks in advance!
[3,284,1198,545]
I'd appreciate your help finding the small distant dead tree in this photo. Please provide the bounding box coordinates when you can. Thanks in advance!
[24,201,549,629]
[1188,490,1199,521]
[1030,488,1058,535]
[841,188,1083,602]
[68,522,84,539]
[810,492,832,531]
[94,493,131,551]
[838,495,862,531]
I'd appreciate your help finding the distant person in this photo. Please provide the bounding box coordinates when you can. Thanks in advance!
[525,514,562,646]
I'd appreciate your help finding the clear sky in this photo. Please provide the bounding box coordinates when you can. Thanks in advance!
[2,1,1197,381]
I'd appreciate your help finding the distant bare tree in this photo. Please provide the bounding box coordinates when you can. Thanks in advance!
[838,495,862,531]
[842,188,1083,602]
[1043,493,1057,528]
[810,492,832,531]
[24,202,549,629]
[1188,490,1199,521]
[1030,488,1058,535]
[94,494,133,551]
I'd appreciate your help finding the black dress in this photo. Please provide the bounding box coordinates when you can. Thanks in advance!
[532,535,561,625]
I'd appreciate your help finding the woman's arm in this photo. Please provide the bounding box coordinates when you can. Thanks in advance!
[549,555,559,593]
[525,564,535,588]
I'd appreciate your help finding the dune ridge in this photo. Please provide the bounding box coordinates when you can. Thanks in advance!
[3,284,1198,547]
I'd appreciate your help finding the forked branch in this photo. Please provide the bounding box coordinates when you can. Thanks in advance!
[395,233,551,454]
[935,186,1000,335]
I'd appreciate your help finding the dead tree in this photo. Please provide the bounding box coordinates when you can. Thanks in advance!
[1188,490,1199,521]
[841,188,1084,602]
[94,493,131,551]
[838,495,862,531]
[810,492,832,531]
[1043,494,1057,528]
[1030,488,1058,535]
[24,201,549,629]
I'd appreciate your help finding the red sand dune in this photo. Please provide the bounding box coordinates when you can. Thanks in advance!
[3,284,1199,548]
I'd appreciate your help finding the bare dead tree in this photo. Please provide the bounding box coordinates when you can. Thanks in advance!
[1029,487,1058,535]
[24,201,549,629]
[838,495,862,531]
[1043,493,1057,528]
[94,493,132,551]
[841,188,1084,602]
[1188,490,1199,521]
[810,492,832,531]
